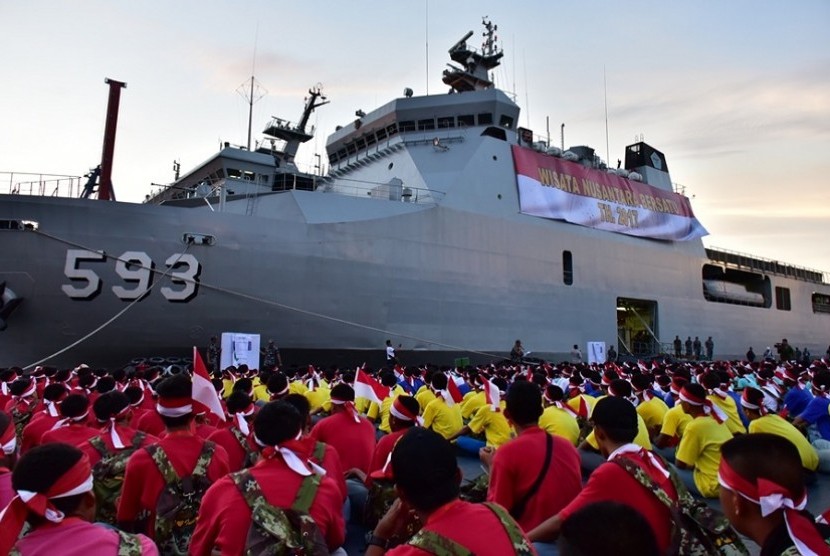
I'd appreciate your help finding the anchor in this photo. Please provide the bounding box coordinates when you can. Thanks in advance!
[0,281,23,331]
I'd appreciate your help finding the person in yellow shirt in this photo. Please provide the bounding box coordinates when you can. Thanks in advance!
[675,383,733,498]
[539,384,580,445]
[740,387,819,473]
[367,372,405,434]
[448,377,512,453]
[421,373,463,440]
[700,372,746,435]
[631,374,668,437]
[460,372,486,421]
[415,377,437,416]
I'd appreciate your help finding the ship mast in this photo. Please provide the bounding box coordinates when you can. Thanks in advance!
[262,85,329,162]
[97,78,126,201]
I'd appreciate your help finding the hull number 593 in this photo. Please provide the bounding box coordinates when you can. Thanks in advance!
[61,249,201,302]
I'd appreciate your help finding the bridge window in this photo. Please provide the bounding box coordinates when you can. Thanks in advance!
[458,114,475,127]
[478,113,493,125]
[775,286,791,311]
[399,121,416,132]
[437,116,455,129]
[387,123,400,136]
[499,115,514,129]
[418,118,435,131]
[812,293,830,314]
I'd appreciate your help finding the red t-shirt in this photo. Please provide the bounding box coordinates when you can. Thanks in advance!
[134,410,165,437]
[309,411,376,474]
[12,516,158,555]
[189,444,346,554]
[368,428,408,480]
[386,499,533,555]
[487,426,582,532]
[557,449,678,554]
[20,412,61,452]
[79,425,159,467]
[302,437,347,502]
[117,430,230,535]
[207,427,253,472]
[40,422,101,449]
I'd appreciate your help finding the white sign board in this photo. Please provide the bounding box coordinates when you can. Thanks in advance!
[220,332,261,370]
[587,341,606,365]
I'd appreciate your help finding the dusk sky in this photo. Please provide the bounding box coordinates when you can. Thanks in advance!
[2,1,828,272]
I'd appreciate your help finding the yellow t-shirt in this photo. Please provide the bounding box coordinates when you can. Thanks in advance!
[539,406,580,445]
[304,386,330,413]
[415,388,437,416]
[252,383,270,403]
[289,381,308,395]
[461,391,486,420]
[376,385,407,433]
[708,394,747,435]
[749,414,819,471]
[467,402,513,448]
[675,415,733,498]
[422,397,463,440]
[222,378,235,399]
[660,404,692,441]
[586,413,652,450]
[636,396,669,431]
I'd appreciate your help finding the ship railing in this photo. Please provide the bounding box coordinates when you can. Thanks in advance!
[706,245,828,284]
[0,172,84,198]
[318,176,444,205]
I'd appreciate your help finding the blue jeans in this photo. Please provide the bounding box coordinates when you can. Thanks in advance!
[533,541,560,556]
[456,436,486,456]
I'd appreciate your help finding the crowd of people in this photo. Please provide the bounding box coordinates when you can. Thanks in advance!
[2,350,830,555]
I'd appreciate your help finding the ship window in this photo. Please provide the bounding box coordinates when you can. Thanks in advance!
[347,143,357,155]
[480,127,507,141]
[366,134,377,147]
[227,168,241,179]
[458,114,475,127]
[243,171,255,181]
[356,137,366,150]
[775,286,791,311]
[499,114,514,129]
[376,127,387,140]
[399,121,416,132]
[337,148,347,160]
[387,123,399,136]
[478,113,493,125]
[437,116,455,129]
[563,251,573,285]
[418,118,435,131]
[813,293,830,314]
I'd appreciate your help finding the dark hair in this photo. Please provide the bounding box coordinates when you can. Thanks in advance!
[124,385,144,405]
[631,374,652,392]
[42,383,68,402]
[266,373,289,396]
[253,401,302,446]
[391,395,420,429]
[608,379,632,398]
[559,501,660,556]
[430,373,448,390]
[232,377,253,394]
[283,393,312,423]
[545,384,565,402]
[92,391,130,421]
[60,394,90,419]
[8,378,33,397]
[155,374,193,428]
[699,372,720,390]
[591,396,637,444]
[721,433,804,501]
[505,381,543,425]
[96,376,116,394]
[391,428,459,512]
[682,382,707,401]
[226,391,253,414]
[330,382,355,402]
[12,444,87,520]
[742,387,765,411]
[380,371,398,388]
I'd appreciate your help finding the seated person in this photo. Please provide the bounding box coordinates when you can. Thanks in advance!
[558,501,660,556]
[719,433,830,554]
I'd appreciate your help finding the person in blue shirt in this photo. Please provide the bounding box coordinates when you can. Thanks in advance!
[782,369,813,418]
[793,370,830,473]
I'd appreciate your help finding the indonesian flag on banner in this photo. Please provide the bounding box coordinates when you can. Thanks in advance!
[446,374,464,405]
[192,347,226,422]
[354,369,389,406]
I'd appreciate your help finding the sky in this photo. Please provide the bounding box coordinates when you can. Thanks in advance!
[1,1,828,272]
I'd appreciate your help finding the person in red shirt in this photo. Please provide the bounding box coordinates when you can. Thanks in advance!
[190,400,346,555]
[528,396,681,555]
[81,391,159,467]
[117,374,230,545]
[0,443,158,556]
[310,382,376,521]
[20,383,68,452]
[484,380,582,533]
[283,393,347,502]
[4,376,39,435]
[366,428,535,555]
[366,395,420,482]
[0,411,16,509]
[125,385,152,429]
[40,393,100,449]
[206,391,257,471]
[0,368,20,410]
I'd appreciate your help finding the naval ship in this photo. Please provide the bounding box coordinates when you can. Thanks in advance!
[1,20,829,369]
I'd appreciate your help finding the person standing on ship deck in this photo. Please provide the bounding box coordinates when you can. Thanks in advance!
[385,340,398,368]
[570,345,582,364]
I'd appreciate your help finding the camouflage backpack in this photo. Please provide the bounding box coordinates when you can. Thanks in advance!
[613,454,748,556]
[230,426,259,469]
[10,401,35,439]
[89,431,147,524]
[147,441,216,555]
[230,468,330,556]
[407,502,534,556]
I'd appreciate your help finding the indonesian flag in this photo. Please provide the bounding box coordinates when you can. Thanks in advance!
[354,369,389,406]
[192,347,226,422]
[446,374,465,405]
[481,379,501,412]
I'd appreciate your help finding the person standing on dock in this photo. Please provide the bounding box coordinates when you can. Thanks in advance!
[673,336,682,358]
[693,337,702,360]
[207,336,221,374]
[570,344,582,364]
[685,337,693,359]
[385,340,398,368]
[704,336,714,360]
[262,339,282,370]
